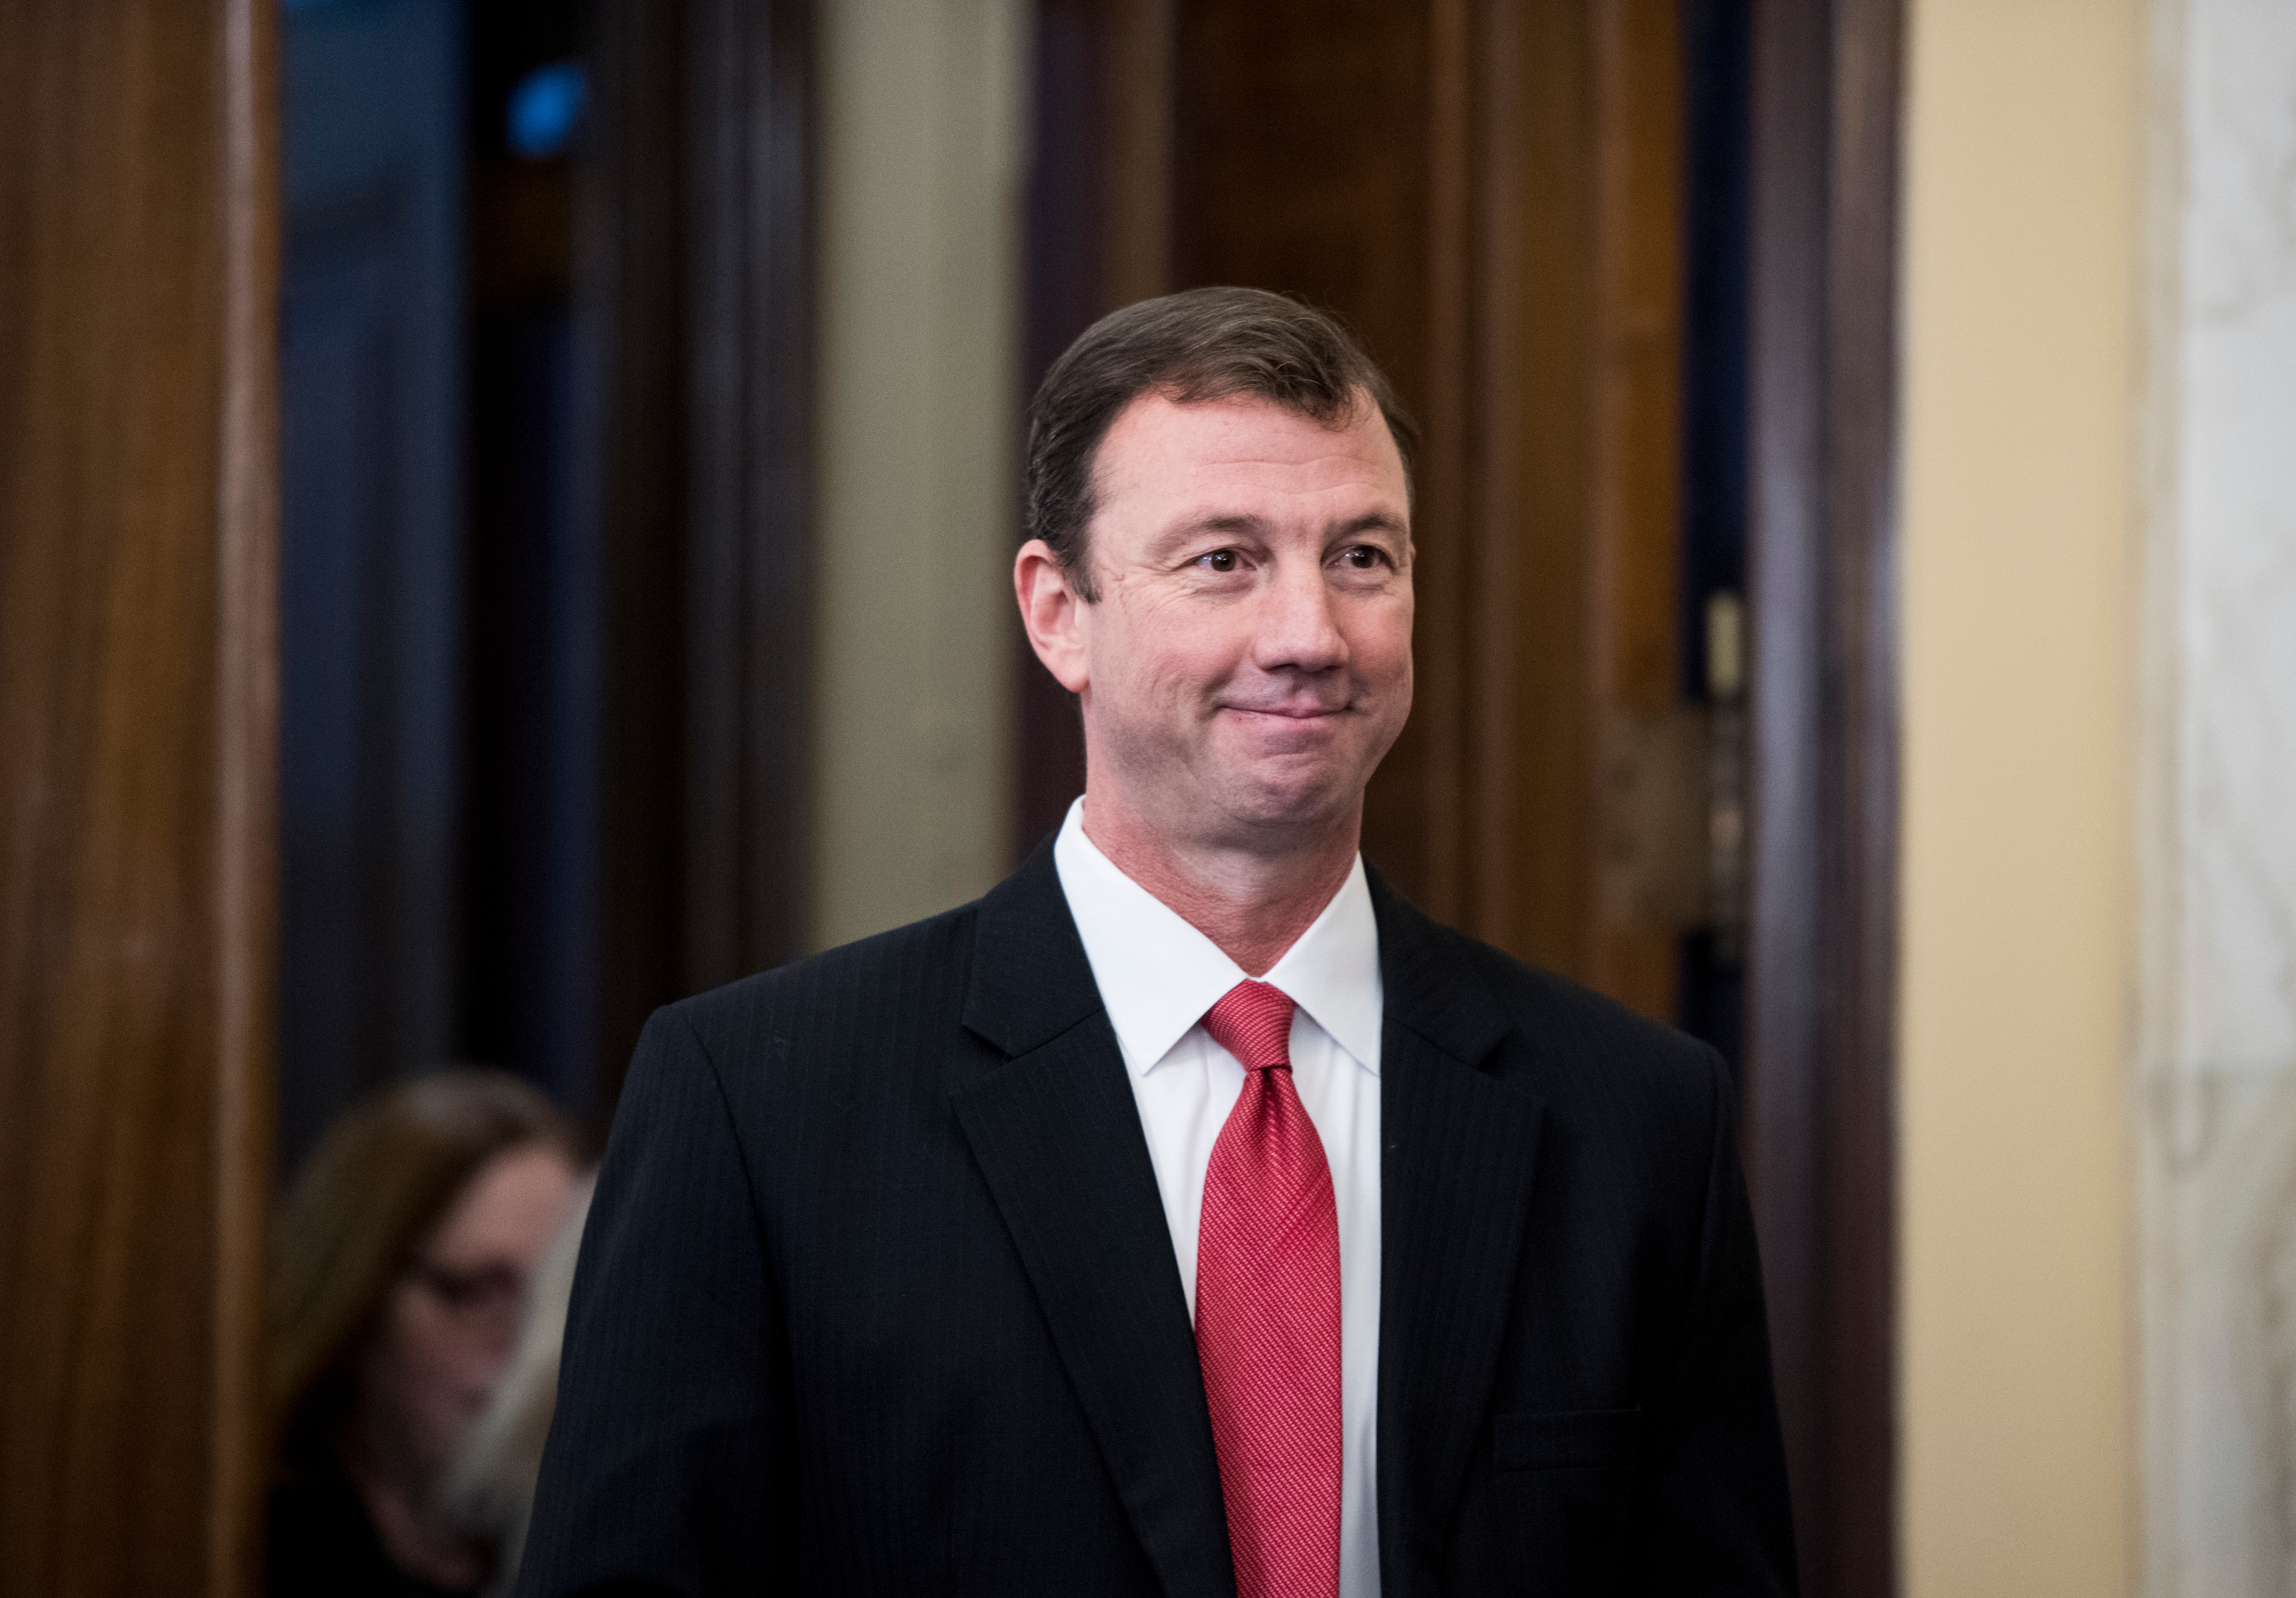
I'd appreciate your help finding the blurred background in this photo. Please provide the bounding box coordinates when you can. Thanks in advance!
[4,0,2293,1595]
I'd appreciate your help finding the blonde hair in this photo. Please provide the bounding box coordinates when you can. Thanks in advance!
[269,1070,579,1471]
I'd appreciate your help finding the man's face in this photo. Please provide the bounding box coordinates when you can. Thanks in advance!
[1040,390,1414,852]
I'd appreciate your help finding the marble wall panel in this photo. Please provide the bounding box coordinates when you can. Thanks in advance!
[2141,0,2296,1593]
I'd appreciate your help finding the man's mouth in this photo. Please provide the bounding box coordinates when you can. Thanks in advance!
[1221,703,1350,723]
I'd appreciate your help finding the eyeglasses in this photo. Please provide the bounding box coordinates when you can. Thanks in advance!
[406,1257,527,1332]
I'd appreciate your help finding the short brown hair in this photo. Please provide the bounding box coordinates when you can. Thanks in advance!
[1023,287,1418,602]
[269,1070,580,1472]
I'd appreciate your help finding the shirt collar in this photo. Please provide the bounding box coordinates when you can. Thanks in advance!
[1052,798,1383,1078]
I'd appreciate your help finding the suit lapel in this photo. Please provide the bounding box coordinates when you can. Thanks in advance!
[951,846,1236,1598]
[1368,874,1545,1598]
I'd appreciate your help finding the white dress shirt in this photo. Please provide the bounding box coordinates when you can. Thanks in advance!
[1053,798,1383,1598]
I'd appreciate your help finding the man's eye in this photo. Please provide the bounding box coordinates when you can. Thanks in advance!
[1340,546,1383,570]
[1200,550,1239,572]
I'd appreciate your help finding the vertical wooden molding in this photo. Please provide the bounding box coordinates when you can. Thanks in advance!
[1464,0,1523,955]
[731,0,817,981]
[0,2,278,1591]
[584,0,694,1119]
[686,0,816,988]
[1418,0,1471,927]
[212,5,280,1593]
[1504,0,1599,973]
[1746,0,1904,1591]
[1820,1,1903,1588]
[1746,8,1829,1576]
[689,0,750,988]
[582,0,816,1119]
[1586,0,1685,1015]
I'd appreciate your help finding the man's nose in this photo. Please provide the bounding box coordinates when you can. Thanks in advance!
[1252,556,1349,673]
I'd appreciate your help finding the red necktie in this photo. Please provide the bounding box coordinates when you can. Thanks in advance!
[1195,981,1342,1598]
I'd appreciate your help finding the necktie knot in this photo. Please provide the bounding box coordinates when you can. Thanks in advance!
[1202,980,1297,1074]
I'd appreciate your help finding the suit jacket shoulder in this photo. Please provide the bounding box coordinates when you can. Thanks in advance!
[664,896,983,1080]
[1370,868,1730,1156]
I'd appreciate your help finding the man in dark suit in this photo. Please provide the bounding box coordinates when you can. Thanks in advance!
[520,287,1795,1596]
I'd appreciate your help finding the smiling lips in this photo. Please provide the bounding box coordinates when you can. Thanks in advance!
[1221,702,1350,720]
[1218,702,1354,741]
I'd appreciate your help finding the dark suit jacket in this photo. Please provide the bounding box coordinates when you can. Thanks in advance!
[519,844,1795,1596]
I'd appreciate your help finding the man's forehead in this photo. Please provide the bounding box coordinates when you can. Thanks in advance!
[1095,391,1406,493]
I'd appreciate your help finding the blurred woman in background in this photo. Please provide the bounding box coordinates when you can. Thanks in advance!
[268,1071,583,1597]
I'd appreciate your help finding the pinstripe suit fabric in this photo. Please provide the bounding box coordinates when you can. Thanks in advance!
[518,842,1796,1597]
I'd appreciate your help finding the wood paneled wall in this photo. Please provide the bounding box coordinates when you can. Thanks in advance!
[0,2,278,1594]
[1467,0,1687,1014]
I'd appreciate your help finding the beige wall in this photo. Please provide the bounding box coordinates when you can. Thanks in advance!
[1897,0,2141,1592]
[811,0,1030,950]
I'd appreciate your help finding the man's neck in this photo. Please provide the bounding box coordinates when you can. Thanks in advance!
[1079,791,1359,978]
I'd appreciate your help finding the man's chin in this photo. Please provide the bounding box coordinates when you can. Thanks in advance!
[1202,768,1366,842]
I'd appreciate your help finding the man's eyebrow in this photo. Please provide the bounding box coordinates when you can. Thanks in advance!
[1184,513,1265,536]
[1143,512,1268,553]
[1332,510,1409,538]
[1156,509,1410,545]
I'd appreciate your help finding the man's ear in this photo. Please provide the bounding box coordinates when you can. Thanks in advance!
[1014,539,1091,693]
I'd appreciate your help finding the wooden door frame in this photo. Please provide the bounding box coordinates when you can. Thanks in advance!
[581,0,816,1122]
[0,1,278,1590]
[1743,1,1905,1593]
